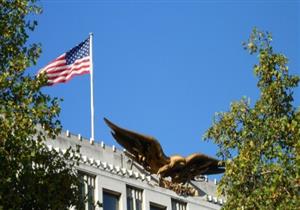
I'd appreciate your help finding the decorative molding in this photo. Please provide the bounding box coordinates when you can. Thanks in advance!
[46,132,224,206]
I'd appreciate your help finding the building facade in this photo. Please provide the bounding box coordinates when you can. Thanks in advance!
[46,130,224,210]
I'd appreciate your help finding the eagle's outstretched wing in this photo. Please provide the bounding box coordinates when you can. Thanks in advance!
[185,153,225,178]
[104,118,170,174]
[166,153,225,183]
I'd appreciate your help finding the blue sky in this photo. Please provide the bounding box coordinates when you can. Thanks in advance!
[29,1,299,171]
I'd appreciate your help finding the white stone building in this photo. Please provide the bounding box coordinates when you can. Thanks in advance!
[46,130,224,210]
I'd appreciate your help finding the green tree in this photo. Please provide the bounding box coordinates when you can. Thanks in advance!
[0,1,82,209]
[204,29,300,210]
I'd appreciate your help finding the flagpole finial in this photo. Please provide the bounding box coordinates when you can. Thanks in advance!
[89,32,93,36]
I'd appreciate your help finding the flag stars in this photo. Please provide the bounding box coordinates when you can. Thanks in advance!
[66,38,90,65]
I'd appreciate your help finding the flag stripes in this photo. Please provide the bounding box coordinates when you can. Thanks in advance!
[38,37,90,85]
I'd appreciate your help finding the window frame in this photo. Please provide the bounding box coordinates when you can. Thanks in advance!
[149,202,167,210]
[126,185,143,210]
[78,171,96,210]
[102,189,121,210]
[171,198,187,210]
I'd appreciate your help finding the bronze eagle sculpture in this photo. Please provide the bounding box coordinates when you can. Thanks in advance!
[104,118,225,184]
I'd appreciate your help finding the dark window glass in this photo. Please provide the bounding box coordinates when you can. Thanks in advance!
[136,199,142,210]
[103,191,119,210]
[150,203,166,210]
[127,197,134,210]
[171,199,187,210]
[127,186,143,210]
[78,175,86,210]
[88,185,95,210]
[78,172,95,210]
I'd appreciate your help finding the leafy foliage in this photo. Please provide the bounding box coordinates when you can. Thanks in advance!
[204,29,300,210]
[0,0,82,209]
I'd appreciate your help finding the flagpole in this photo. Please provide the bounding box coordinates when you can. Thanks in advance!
[89,32,95,143]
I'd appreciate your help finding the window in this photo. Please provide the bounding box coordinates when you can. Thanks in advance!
[103,190,120,210]
[127,186,143,210]
[171,199,187,210]
[78,172,96,210]
[150,202,166,210]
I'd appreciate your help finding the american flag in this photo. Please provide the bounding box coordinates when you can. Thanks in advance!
[38,37,91,85]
